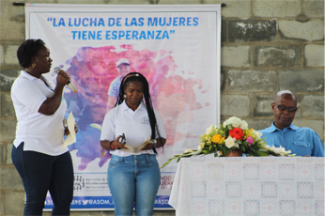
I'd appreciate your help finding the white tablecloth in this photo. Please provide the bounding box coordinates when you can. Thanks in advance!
[169,155,324,216]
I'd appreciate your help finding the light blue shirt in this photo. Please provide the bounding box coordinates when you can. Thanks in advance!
[259,122,324,157]
[107,76,121,98]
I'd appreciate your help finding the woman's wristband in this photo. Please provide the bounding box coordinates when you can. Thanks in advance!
[151,139,157,148]
[110,141,115,149]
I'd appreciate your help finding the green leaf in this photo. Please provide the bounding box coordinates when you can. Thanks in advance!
[190,150,201,154]
[161,156,178,168]
[202,150,210,154]
[160,150,201,168]
[246,149,258,156]
[256,151,269,156]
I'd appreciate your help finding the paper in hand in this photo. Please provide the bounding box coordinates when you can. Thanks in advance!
[61,112,76,150]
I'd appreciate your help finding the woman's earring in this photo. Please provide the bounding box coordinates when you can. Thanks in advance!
[32,63,36,68]
[123,94,126,99]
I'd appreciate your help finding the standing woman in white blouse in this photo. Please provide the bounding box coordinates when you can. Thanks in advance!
[100,72,167,216]
[11,39,77,215]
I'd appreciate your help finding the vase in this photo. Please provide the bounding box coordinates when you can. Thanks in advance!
[226,150,242,157]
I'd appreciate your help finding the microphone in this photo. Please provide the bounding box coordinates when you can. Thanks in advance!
[54,67,78,93]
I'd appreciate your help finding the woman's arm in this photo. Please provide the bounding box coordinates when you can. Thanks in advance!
[101,135,127,151]
[155,138,166,148]
[100,140,113,151]
[140,137,166,150]
[38,70,70,115]
[153,109,167,148]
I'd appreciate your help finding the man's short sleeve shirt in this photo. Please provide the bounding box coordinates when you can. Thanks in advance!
[107,76,121,98]
[259,123,324,157]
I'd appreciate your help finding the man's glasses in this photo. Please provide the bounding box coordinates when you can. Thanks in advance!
[274,102,298,112]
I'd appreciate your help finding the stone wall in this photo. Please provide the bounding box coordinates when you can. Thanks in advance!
[0,0,324,215]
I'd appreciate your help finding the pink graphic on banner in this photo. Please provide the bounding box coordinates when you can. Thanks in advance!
[63,44,208,170]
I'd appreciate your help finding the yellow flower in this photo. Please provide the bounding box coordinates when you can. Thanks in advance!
[244,128,254,139]
[211,134,225,144]
[219,151,223,155]
[200,142,205,149]
[203,134,212,144]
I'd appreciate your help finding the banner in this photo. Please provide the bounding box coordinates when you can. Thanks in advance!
[26,4,221,210]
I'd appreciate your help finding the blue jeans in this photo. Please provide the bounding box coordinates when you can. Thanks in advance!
[11,143,74,216]
[107,154,161,216]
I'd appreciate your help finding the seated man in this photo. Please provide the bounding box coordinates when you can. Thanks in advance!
[259,90,324,157]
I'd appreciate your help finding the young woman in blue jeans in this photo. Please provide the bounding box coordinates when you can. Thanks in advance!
[100,72,166,216]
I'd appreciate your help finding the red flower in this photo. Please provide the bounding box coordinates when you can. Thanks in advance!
[229,127,244,140]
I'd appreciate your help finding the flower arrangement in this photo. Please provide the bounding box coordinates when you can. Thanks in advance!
[161,116,293,168]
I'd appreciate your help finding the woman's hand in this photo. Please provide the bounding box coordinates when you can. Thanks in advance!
[140,138,166,150]
[64,123,78,135]
[64,127,69,135]
[56,70,70,87]
[140,140,154,151]
[111,136,128,150]
[38,70,71,115]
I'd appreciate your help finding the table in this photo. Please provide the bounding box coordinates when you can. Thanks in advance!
[169,155,324,216]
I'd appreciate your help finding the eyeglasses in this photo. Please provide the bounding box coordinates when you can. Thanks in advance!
[274,102,298,112]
